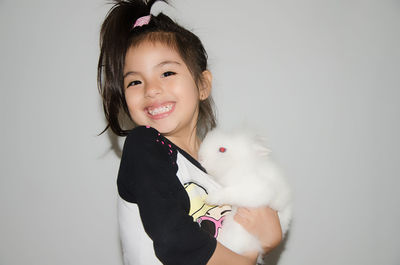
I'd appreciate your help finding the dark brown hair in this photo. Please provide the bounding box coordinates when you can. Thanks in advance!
[97,0,216,137]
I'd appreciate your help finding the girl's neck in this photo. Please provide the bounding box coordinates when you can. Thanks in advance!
[165,132,201,160]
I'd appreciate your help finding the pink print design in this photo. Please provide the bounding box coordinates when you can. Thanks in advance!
[152,130,174,162]
[196,215,225,238]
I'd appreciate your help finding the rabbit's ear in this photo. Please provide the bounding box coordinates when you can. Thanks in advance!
[252,135,270,156]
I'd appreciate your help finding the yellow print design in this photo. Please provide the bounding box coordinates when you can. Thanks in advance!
[184,182,231,239]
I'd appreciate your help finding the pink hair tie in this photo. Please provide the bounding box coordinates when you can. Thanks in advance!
[133,15,151,28]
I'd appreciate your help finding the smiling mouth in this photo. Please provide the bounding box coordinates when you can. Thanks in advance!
[147,103,174,116]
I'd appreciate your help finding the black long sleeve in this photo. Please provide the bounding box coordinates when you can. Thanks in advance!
[117,126,216,265]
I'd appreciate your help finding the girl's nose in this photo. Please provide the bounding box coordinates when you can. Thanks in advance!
[144,81,162,98]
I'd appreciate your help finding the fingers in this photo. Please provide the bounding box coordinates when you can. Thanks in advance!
[234,206,279,231]
[236,206,277,218]
[233,208,248,227]
[236,207,250,215]
[234,207,255,229]
[233,206,283,254]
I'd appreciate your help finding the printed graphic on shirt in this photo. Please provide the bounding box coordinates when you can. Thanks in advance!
[184,182,232,239]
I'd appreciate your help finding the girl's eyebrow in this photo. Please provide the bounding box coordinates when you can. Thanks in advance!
[156,60,181,68]
[124,60,181,79]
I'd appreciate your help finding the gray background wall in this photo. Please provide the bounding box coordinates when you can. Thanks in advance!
[1,0,399,265]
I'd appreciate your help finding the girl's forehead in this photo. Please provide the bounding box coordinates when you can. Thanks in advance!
[124,41,190,74]
[126,41,183,64]
[129,40,179,56]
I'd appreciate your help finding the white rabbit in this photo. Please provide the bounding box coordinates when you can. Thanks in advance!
[198,128,292,254]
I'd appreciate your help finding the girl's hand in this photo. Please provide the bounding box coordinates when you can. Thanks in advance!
[234,206,282,254]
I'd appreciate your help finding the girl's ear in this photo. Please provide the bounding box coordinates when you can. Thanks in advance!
[199,70,212,100]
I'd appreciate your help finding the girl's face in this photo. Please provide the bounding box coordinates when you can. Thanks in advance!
[123,41,210,141]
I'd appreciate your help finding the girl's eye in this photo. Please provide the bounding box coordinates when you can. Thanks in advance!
[127,80,141,88]
[162,71,176,78]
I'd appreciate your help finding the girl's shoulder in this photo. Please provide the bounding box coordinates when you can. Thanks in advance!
[126,125,162,141]
[118,126,179,203]
[120,126,179,181]
[124,126,177,158]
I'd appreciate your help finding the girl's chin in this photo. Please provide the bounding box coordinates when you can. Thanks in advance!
[156,126,177,135]
[144,123,177,135]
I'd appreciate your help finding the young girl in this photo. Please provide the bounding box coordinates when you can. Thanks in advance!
[97,1,282,264]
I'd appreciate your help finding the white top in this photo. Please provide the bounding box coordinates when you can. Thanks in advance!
[118,151,223,265]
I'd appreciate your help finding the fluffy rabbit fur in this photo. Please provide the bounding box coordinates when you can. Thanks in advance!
[198,128,292,254]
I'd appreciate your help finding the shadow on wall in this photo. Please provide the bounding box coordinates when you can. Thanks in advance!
[108,130,123,158]
[106,114,135,158]
[262,231,290,265]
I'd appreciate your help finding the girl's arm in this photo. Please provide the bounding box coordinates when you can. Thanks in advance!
[207,242,258,265]
[207,206,282,265]
[118,127,217,265]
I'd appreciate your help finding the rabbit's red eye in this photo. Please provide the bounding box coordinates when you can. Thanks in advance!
[219,147,226,153]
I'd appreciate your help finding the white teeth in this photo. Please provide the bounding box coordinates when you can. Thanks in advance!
[148,104,173,115]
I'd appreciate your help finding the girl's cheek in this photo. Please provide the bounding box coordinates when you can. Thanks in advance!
[124,94,135,112]
[125,89,138,102]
